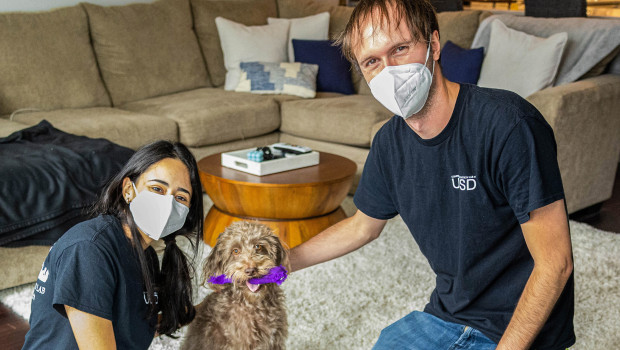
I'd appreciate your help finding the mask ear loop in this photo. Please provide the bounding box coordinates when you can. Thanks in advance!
[127,182,138,204]
[425,34,435,77]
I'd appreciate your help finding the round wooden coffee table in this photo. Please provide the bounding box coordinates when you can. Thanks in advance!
[198,152,356,248]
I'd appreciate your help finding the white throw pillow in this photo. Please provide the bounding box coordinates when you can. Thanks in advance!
[215,17,290,90]
[268,12,330,62]
[477,20,568,98]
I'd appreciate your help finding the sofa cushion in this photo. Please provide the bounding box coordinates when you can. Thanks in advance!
[121,88,280,148]
[0,6,110,115]
[276,0,338,19]
[0,245,52,289]
[580,45,620,80]
[83,0,209,106]
[0,119,28,137]
[437,10,491,50]
[328,5,354,40]
[11,108,177,150]
[192,0,278,88]
[265,91,341,106]
[281,95,392,147]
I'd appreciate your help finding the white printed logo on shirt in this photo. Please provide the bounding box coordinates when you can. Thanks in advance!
[143,292,159,305]
[37,263,49,283]
[451,175,477,191]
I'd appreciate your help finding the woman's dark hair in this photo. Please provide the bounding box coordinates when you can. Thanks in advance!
[93,140,203,336]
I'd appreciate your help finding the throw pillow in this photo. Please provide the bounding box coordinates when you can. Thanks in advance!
[477,20,568,98]
[268,12,330,62]
[236,62,319,98]
[440,41,484,84]
[215,17,290,91]
[292,39,355,95]
[191,0,278,88]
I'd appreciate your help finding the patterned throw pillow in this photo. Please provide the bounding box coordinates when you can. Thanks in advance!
[235,62,319,98]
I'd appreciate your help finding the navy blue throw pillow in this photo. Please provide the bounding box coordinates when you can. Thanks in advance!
[440,40,484,85]
[292,39,355,95]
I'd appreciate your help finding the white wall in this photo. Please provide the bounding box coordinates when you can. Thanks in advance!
[0,0,156,13]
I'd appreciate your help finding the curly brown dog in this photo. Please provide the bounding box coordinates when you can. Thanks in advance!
[181,221,288,350]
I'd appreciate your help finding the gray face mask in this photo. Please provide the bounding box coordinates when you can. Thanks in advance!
[129,182,189,240]
[368,38,435,119]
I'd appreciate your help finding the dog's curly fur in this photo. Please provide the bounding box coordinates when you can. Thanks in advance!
[181,221,288,350]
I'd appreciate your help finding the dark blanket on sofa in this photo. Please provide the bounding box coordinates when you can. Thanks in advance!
[0,120,134,247]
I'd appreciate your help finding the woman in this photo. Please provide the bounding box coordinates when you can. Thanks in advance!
[23,140,204,349]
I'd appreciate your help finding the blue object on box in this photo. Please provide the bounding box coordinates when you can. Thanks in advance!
[247,150,264,162]
[292,39,356,95]
[440,41,484,85]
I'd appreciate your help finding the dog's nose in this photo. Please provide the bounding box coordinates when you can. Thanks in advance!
[245,268,256,276]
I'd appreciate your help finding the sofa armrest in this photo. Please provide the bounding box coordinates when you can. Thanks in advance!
[526,74,620,213]
[370,118,391,145]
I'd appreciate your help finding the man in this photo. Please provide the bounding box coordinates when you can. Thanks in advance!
[288,0,575,349]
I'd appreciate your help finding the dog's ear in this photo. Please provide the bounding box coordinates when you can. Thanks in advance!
[203,231,229,291]
[265,232,289,269]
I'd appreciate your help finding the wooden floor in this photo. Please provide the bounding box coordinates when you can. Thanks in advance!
[0,302,29,349]
[1,167,619,349]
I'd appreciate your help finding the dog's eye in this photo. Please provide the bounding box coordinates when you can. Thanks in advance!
[254,244,261,251]
[232,248,240,255]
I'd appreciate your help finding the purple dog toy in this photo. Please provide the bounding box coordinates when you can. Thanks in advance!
[208,265,288,286]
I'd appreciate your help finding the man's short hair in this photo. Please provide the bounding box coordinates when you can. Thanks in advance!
[336,0,440,73]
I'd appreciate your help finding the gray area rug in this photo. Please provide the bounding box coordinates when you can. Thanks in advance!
[2,197,619,349]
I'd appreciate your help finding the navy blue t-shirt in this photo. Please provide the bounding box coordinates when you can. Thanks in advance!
[354,84,575,349]
[23,215,158,349]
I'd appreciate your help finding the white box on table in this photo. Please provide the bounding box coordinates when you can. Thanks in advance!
[221,148,319,176]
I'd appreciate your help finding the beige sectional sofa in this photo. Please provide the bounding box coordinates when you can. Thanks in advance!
[1,0,619,290]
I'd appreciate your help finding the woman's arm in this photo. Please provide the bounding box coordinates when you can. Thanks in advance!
[65,305,117,350]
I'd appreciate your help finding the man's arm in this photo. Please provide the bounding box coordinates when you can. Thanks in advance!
[290,209,387,272]
[65,305,117,349]
[496,199,573,349]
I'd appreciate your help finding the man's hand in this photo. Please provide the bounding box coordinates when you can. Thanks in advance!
[496,199,573,349]
[289,209,387,272]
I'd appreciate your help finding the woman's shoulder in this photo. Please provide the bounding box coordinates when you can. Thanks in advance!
[52,215,123,252]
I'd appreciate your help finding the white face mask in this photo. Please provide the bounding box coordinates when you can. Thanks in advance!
[368,39,435,119]
[129,182,190,240]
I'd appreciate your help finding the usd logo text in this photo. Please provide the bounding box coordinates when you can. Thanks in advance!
[451,175,477,191]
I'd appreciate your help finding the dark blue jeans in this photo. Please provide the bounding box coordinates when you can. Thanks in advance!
[373,311,497,350]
